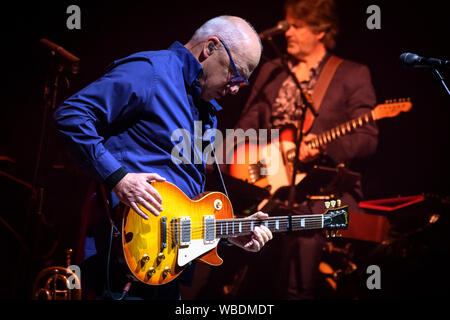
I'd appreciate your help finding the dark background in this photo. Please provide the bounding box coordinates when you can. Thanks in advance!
[0,0,449,299]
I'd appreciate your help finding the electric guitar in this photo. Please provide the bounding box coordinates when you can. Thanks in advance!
[229,99,412,194]
[116,181,348,285]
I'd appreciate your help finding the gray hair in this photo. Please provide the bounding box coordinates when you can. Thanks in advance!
[189,16,262,78]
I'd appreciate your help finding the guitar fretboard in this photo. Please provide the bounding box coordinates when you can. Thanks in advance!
[215,215,324,238]
[307,111,374,149]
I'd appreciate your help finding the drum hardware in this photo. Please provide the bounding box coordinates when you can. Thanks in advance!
[319,242,357,292]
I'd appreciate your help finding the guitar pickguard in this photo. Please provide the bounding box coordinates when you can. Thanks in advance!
[177,239,221,267]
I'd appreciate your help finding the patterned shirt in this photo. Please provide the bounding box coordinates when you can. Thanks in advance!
[271,53,329,129]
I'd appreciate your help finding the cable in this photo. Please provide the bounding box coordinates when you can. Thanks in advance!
[105,223,131,300]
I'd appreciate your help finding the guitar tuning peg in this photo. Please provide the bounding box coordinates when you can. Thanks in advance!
[325,201,331,209]
[336,199,341,207]
[330,200,336,208]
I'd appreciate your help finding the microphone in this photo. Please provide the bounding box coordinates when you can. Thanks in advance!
[40,38,80,63]
[400,52,449,69]
[259,20,290,40]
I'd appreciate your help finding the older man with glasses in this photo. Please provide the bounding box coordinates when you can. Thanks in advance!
[54,15,272,300]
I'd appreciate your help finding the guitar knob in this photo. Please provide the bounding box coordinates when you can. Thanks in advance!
[325,231,330,238]
[324,201,331,209]
[140,254,150,268]
[331,231,336,238]
[163,267,171,278]
[336,199,341,207]
[146,267,156,279]
[330,200,336,208]
[337,231,342,237]
[157,253,165,263]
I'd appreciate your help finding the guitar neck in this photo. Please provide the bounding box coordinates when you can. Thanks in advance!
[307,110,374,149]
[216,215,324,238]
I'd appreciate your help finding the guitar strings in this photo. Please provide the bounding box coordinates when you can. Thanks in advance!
[161,216,326,229]
[164,221,326,235]
[163,218,326,236]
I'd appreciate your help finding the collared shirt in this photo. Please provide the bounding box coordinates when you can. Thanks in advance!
[55,41,221,200]
[54,42,222,259]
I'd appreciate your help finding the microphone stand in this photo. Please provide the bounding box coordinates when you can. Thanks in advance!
[21,42,78,297]
[431,68,450,96]
[264,37,318,213]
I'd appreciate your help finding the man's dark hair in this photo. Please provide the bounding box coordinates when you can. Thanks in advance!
[284,0,339,49]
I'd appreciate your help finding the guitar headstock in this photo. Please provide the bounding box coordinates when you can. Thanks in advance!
[323,199,349,238]
[372,98,412,120]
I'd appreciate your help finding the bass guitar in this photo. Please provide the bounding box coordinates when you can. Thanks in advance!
[116,181,348,285]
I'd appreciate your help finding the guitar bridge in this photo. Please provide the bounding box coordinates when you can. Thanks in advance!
[160,216,167,251]
[171,218,178,247]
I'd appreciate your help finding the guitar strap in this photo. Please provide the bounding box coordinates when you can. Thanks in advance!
[211,147,229,199]
[302,55,343,133]
[211,147,236,246]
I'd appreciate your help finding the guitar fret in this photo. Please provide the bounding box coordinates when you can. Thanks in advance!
[216,213,341,237]
[346,122,351,132]
[358,117,363,126]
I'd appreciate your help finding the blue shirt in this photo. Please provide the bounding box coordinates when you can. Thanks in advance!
[54,41,222,259]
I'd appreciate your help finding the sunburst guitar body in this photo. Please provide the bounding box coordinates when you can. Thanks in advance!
[118,181,348,285]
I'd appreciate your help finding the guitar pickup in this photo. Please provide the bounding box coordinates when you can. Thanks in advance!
[178,217,191,247]
[203,215,216,244]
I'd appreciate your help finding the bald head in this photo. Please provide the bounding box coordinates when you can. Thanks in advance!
[187,16,262,79]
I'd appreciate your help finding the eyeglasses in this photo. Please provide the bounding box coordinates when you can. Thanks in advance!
[218,39,249,88]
